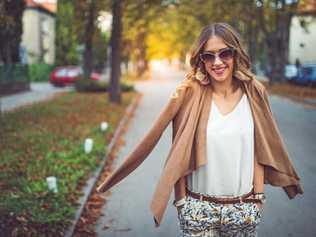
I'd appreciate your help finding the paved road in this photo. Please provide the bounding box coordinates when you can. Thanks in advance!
[95,65,315,237]
[0,82,73,112]
[95,65,185,237]
[258,94,316,237]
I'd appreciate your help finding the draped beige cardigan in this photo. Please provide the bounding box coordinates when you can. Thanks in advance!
[96,75,304,227]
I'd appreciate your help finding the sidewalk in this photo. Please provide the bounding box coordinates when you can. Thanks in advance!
[0,82,73,112]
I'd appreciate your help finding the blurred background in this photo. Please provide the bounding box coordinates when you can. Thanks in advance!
[1,0,316,95]
[0,0,315,236]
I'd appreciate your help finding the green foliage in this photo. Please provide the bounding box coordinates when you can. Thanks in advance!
[92,30,111,72]
[74,0,111,76]
[55,0,111,71]
[122,0,163,75]
[121,0,303,79]
[0,63,28,82]
[28,63,55,82]
[55,0,80,66]
[145,2,202,62]
[74,78,135,92]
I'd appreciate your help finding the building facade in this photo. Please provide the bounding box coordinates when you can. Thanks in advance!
[21,0,56,64]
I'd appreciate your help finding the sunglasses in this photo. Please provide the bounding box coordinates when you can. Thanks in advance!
[199,47,235,64]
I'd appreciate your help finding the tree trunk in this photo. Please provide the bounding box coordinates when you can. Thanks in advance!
[247,22,258,72]
[109,0,122,103]
[83,0,96,80]
[255,0,295,85]
[133,26,149,78]
[0,0,25,64]
[266,4,292,85]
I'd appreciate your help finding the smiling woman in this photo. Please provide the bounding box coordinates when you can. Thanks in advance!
[176,23,266,237]
[96,22,303,237]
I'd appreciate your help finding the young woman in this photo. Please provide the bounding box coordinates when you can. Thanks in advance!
[96,22,303,237]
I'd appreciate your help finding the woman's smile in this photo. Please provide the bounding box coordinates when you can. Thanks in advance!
[212,66,228,76]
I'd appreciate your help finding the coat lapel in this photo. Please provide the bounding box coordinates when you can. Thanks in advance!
[190,84,213,171]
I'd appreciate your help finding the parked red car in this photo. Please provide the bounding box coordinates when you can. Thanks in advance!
[50,66,101,87]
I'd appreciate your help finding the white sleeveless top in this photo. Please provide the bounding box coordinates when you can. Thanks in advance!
[187,93,255,197]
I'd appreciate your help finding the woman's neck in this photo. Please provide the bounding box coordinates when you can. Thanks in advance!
[211,77,239,98]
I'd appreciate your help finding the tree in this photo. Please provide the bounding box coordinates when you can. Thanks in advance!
[173,0,299,83]
[75,0,110,79]
[55,0,80,66]
[122,0,163,78]
[113,0,301,85]
[83,0,97,80]
[256,0,299,84]
[93,30,110,73]
[0,0,25,64]
[109,0,123,103]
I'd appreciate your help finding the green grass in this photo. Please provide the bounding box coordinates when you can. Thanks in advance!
[0,90,136,236]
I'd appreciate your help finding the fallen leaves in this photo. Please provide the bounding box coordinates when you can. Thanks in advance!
[72,93,142,237]
[0,91,138,236]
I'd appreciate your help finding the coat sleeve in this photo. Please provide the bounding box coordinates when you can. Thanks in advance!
[96,84,189,193]
[261,87,304,199]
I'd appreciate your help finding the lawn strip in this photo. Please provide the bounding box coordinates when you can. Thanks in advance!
[0,90,137,236]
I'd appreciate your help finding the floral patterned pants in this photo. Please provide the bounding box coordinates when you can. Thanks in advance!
[177,196,263,237]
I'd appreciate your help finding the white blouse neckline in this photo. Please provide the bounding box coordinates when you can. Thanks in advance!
[212,93,245,118]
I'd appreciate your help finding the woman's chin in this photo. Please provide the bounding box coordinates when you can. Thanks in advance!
[210,74,230,82]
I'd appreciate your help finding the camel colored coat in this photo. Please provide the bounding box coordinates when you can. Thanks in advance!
[96,76,304,227]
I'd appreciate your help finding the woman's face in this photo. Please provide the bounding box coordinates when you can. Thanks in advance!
[201,36,234,83]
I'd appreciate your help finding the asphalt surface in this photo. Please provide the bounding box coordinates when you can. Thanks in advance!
[94,65,315,237]
[95,65,185,237]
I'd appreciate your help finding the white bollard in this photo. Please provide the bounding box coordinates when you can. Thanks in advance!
[100,121,108,131]
[46,176,58,193]
[84,138,93,154]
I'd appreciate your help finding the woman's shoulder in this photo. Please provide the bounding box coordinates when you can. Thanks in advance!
[171,79,196,99]
[248,76,268,96]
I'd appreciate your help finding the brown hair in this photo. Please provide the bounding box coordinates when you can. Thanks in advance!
[172,22,254,98]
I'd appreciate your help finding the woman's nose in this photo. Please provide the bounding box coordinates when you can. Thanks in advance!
[213,55,224,66]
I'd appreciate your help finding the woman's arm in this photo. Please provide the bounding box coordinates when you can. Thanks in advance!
[96,85,189,193]
[253,155,265,210]
[253,155,265,193]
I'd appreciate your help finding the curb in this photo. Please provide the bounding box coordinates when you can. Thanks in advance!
[286,95,316,108]
[270,93,316,108]
[64,93,142,237]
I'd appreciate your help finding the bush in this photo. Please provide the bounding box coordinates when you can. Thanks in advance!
[28,63,55,82]
[74,78,135,92]
[0,64,30,95]
[0,63,29,82]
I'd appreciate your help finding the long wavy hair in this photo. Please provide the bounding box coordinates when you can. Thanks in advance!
[172,22,255,98]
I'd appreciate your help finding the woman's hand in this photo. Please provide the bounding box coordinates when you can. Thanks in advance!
[255,202,264,211]
[176,204,185,214]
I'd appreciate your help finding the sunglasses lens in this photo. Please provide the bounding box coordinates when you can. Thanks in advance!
[201,48,234,64]
[219,49,234,61]
[201,53,215,63]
